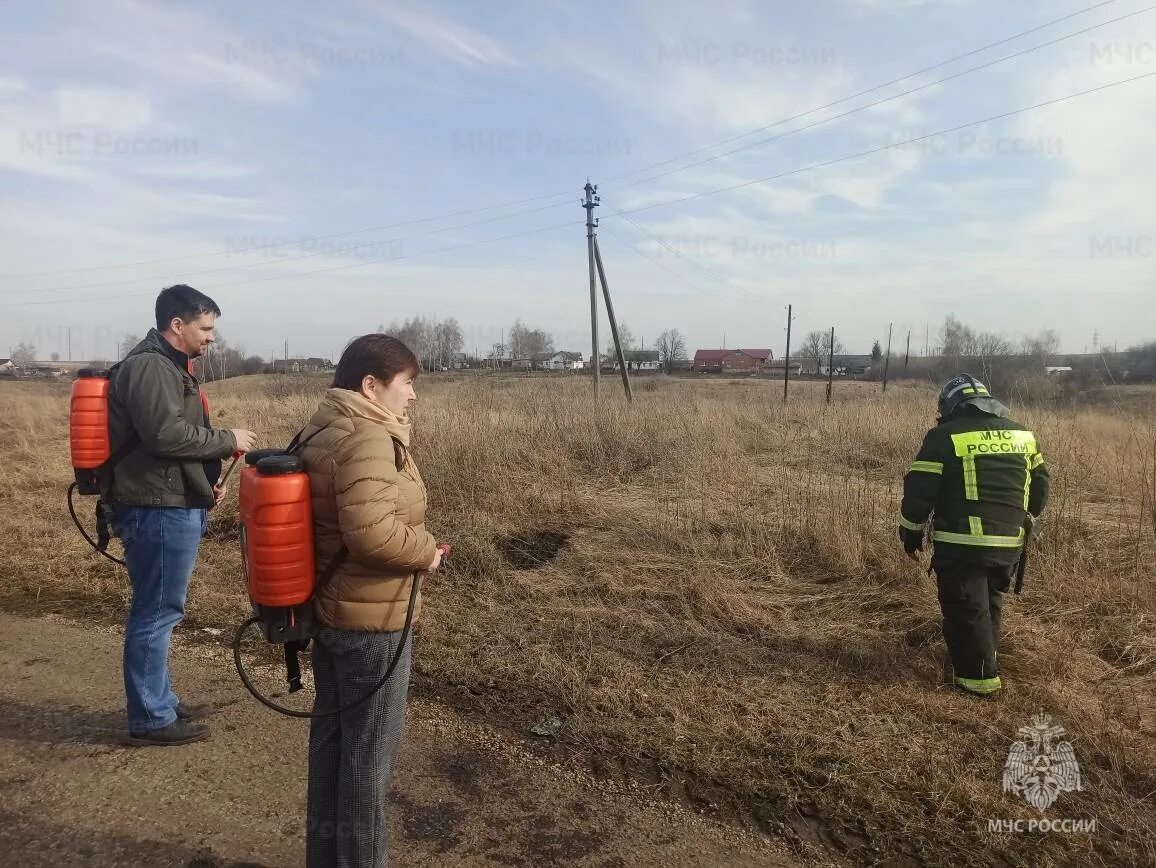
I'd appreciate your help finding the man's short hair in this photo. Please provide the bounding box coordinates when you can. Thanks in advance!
[155,284,222,332]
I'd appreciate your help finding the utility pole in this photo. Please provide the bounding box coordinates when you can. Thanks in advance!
[592,236,633,402]
[882,322,893,393]
[826,325,835,404]
[782,304,794,401]
[583,181,600,399]
[904,329,911,370]
[67,327,72,362]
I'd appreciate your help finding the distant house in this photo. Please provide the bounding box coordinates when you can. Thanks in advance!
[511,357,533,370]
[278,357,333,373]
[541,351,584,371]
[764,359,803,376]
[693,348,773,374]
[1045,366,1074,376]
[0,358,14,377]
[819,355,874,378]
[605,349,660,372]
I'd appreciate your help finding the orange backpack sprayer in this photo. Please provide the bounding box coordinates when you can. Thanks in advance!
[67,360,231,564]
[67,369,126,564]
[231,432,449,718]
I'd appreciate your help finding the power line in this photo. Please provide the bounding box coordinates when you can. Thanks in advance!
[0,188,579,279]
[603,71,1156,219]
[600,197,760,300]
[610,4,1153,193]
[600,0,1122,187]
[0,198,576,297]
[11,72,1153,309]
[0,1,1122,282]
[10,220,582,307]
[598,224,745,299]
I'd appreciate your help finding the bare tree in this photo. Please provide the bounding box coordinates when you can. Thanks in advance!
[801,330,825,374]
[120,334,141,360]
[11,342,35,366]
[823,331,845,362]
[1018,329,1060,363]
[509,319,554,363]
[605,322,635,358]
[433,317,464,369]
[655,329,687,374]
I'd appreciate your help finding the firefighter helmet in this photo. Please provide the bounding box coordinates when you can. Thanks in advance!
[938,374,1010,419]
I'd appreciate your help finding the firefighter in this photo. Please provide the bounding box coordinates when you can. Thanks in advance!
[899,374,1050,697]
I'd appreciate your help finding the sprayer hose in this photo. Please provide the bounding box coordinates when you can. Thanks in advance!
[231,575,421,719]
[67,482,126,567]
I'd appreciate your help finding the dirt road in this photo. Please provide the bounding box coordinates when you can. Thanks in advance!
[0,612,798,867]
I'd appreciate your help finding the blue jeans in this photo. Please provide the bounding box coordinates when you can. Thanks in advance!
[115,506,207,732]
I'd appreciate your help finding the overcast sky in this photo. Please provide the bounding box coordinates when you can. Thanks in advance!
[1,0,1153,362]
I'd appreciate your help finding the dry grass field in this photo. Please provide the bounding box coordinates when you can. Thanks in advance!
[1,372,1153,866]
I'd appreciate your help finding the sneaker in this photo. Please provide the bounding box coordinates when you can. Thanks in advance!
[175,702,213,721]
[128,719,209,747]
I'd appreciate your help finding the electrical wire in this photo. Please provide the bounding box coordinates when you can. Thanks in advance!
[602,71,1156,219]
[11,219,583,307]
[609,4,1154,193]
[14,71,1153,307]
[0,1,1123,282]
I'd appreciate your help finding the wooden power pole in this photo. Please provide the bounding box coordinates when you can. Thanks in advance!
[826,325,835,404]
[782,303,793,401]
[882,322,893,393]
[592,236,633,402]
[583,181,600,398]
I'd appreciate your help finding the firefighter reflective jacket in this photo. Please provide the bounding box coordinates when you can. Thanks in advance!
[900,406,1050,565]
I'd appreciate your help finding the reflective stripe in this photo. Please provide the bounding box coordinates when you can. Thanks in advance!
[968,516,984,535]
[951,384,989,399]
[1030,453,1046,470]
[899,514,924,532]
[1023,455,1032,510]
[961,455,978,500]
[933,529,1024,548]
[909,460,943,475]
[951,429,1037,457]
[955,675,1001,695]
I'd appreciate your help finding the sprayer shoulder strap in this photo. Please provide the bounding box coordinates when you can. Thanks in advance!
[317,546,348,590]
[101,431,141,474]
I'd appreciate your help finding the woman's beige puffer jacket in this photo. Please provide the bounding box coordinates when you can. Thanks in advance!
[297,387,437,632]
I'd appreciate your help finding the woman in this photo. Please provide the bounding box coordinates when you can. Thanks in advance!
[299,334,442,868]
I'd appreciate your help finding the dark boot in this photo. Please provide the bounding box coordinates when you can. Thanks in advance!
[128,718,209,746]
[176,701,213,721]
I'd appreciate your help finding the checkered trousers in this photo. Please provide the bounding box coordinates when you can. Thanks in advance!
[306,626,413,868]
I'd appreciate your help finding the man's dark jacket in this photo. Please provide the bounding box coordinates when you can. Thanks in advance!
[102,330,235,508]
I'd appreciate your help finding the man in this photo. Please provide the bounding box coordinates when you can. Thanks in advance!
[105,285,256,745]
[899,374,1050,697]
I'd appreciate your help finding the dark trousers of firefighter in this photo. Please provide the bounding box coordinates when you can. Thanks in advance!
[932,554,1013,684]
[306,626,412,868]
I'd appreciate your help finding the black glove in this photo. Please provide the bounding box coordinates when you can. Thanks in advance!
[899,526,923,555]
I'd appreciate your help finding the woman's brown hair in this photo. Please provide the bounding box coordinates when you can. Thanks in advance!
[331,334,420,391]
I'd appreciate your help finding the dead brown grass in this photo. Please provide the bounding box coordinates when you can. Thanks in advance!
[1,373,1153,866]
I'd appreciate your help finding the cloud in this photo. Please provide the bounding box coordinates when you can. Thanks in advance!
[371,5,519,68]
[54,86,153,130]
